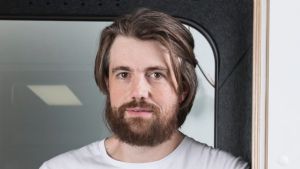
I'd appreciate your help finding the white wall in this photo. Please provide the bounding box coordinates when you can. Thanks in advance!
[269,1,300,168]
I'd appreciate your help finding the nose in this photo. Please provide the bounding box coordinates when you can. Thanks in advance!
[130,75,150,100]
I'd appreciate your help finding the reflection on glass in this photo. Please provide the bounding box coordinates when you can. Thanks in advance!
[0,21,215,168]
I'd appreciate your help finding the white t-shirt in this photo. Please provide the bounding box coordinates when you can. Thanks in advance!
[39,136,249,169]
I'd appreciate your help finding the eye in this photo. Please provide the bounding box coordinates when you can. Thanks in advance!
[149,72,163,79]
[116,72,129,79]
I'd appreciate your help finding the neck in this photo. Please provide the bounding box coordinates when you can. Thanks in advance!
[104,131,184,163]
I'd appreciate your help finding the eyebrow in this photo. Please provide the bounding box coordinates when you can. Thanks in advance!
[111,66,131,74]
[111,66,168,74]
[146,66,168,73]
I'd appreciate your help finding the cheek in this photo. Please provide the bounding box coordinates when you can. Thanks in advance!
[152,85,179,108]
[109,84,127,107]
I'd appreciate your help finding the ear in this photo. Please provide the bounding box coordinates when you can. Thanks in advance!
[105,77,109,90]
[179,91,188,104]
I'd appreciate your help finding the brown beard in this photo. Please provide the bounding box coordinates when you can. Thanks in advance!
[106,99,178,146]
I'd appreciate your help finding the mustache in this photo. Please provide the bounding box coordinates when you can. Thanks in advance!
[117,100,160,114]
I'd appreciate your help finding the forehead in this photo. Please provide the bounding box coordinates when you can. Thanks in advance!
[109,36,170,69]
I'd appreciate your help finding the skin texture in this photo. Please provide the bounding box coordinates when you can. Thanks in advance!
[105,36,184,163]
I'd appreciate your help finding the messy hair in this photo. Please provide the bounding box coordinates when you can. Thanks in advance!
[94,8,198,127]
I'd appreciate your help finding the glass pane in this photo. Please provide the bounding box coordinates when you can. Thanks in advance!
[0,20,215,168]
[180,25,215,146]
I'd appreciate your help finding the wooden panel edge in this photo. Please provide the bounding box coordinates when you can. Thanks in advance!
[252,0,269,169]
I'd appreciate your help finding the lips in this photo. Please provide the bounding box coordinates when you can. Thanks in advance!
[125,107,153,118]
[126,107,152,112]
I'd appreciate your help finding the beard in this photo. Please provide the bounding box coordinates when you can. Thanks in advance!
[105,99,178,146]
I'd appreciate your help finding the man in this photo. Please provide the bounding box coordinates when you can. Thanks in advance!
[40,8,248,169]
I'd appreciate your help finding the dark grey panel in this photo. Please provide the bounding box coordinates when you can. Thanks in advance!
[217,48,252,163]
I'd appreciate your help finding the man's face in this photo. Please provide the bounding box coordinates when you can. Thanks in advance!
[106,36,180,146]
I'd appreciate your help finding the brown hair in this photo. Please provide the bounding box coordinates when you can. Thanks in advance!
[94,8,198,127]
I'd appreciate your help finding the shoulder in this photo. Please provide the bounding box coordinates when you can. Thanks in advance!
[182,136,249,169]
[39,140,103,169]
